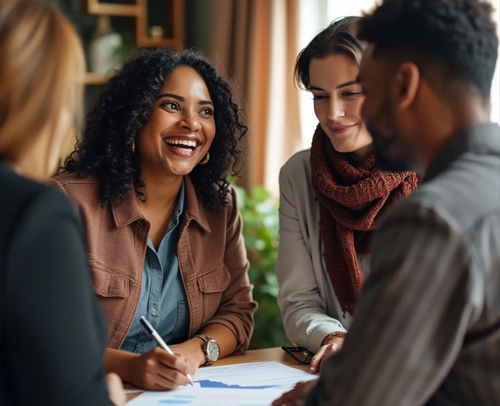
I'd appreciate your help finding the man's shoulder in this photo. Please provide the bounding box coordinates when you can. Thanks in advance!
[390,153,500,234]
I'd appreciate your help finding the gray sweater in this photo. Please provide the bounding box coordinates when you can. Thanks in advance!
[276,149,370,352]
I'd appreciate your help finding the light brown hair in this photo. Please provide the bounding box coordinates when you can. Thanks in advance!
[295,16,367,90]
[0,0,85,162]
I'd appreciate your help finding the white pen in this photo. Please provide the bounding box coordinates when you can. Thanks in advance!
[139,316,194,386]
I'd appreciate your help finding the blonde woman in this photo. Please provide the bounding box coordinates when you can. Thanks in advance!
[0,1,124,405]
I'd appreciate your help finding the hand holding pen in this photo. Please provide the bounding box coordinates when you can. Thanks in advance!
[135,317,193,390]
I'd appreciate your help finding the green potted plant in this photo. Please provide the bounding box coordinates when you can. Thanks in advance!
[234,185,290,349]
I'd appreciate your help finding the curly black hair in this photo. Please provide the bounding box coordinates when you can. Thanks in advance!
[358,0,498,100]
[63,48,247,212]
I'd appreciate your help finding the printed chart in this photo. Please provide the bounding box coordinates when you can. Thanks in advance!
[126,361,317,406]
[128,388,285,405]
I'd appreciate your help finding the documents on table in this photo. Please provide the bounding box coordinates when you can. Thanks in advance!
[127,388,292,405]
[124,389,143,394]
[126,361,318,405]
[192,361,316,389]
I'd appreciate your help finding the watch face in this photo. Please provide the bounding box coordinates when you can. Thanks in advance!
[206,339,220,362]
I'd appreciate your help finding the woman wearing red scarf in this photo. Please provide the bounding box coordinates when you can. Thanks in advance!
[276,17,418,374]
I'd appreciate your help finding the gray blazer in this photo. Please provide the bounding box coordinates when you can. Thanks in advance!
[276,150,370,352]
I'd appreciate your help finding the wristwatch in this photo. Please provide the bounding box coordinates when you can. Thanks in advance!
[195,334,220,366]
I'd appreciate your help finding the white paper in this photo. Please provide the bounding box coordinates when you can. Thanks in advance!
[192,361,316,389]
[127,387,287,405]
[124,389,143,394]
[126,361,317,405]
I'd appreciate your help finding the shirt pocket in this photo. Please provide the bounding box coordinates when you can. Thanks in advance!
[197,264,231,293]
[89,261,130,298]
[172,299,189,338]
[196,264,231,320]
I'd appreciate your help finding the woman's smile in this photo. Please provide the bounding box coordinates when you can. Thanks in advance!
[309,54,372,154]
[137,66,216,177]
[329,124,358,135]
[163,136,202,158]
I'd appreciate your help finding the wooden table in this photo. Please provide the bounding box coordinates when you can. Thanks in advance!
[126,347,309,401]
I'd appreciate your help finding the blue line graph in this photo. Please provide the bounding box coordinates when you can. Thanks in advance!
[195,380,281,389]
[158,395,196,404]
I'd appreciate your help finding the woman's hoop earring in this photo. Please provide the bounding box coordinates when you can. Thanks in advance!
[199,151,210,165]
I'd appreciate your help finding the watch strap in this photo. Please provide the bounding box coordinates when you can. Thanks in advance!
[195,334,216,366]
[196,334,209,342]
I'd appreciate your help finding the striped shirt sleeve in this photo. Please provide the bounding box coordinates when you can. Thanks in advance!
[306,203,477,406]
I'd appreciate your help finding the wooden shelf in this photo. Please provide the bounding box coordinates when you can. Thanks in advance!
[85,3,141,17]
[84,72,108,85]
[83,0,184,48]
[82,0,185,86]
[136,37,180,48]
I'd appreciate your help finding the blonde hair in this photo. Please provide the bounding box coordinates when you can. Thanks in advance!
[0,0,85,162]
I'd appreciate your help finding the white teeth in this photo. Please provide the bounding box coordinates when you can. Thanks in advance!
[165,139,197,148]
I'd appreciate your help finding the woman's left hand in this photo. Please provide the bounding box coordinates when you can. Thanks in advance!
[169,339,206,376]
[309,336,344,374]
[272,380,317,406]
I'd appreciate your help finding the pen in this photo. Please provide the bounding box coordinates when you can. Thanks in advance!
[139,316,194,386]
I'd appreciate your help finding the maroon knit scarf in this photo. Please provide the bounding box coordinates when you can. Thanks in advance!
[310,126,418,316]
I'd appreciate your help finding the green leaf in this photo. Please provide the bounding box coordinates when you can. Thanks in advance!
[237,185,283,348]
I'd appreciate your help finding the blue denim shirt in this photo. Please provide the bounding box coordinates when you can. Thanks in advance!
[121,182,189,353]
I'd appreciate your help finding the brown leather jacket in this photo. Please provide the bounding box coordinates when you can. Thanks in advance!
[52,172,257,352]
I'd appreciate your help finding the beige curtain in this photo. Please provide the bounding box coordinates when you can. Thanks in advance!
[210,0,302,191]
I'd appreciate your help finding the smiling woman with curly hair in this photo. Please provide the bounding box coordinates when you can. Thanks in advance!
[54,48,257,391]
[64,48,247,211]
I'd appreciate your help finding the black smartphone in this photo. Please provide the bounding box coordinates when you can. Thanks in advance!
[281,346,315,365]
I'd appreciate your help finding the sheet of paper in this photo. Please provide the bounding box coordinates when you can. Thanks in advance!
[127,387,287,405]
[124,389,143,394]
[192,361,316,389]
[126,361,318,405]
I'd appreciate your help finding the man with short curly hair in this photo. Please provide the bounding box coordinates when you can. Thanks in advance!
[273,0,499,405]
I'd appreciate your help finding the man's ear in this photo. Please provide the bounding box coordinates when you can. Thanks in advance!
[394,62,420,111]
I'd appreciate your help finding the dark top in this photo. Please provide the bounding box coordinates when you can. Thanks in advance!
[0,163,112,405]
